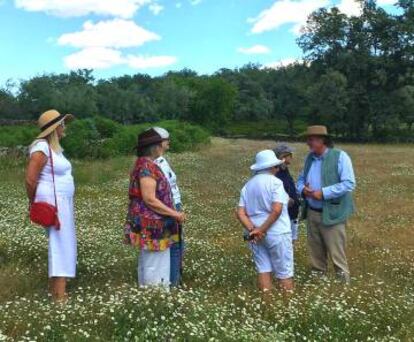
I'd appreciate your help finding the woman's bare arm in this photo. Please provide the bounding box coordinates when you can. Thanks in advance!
[236,207,255,232]
[25,152,47,204]
[140,177,184,222]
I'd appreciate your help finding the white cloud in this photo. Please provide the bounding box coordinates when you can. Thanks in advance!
[237,45,270,55]
[58,18,176,70]
[189,0,202,5]
[249,0,398,36]
[262,58,302,69]
[249,0,329,35]
[149,3,164,15]
[335,0,394,18]
[127,55,178,69]
[58,19,160,49]
[176,2,183,8]
[64,47,125,69]
[336,0,362,16]
[15,0,154,18]
[64,48,177,70]
[17,1,175,71]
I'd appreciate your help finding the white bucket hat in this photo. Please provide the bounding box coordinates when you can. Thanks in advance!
[250,150,284,172]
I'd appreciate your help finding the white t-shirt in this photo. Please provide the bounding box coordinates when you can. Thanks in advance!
[238,172,291,235]
[154,156,181,206]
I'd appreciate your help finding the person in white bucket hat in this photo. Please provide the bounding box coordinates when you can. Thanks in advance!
[237,150,294,293]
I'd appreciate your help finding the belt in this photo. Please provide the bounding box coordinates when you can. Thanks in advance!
[309,206,323,213]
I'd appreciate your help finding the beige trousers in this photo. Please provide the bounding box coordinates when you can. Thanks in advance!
[307,209,350,282]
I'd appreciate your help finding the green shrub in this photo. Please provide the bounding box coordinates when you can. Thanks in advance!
[110,128,136,155]
[16,118,211,159]
[112,120,211,156]
[223,120,307,138]
[62,118,102,159]
[94,116,121,138]
[0,126,37,147]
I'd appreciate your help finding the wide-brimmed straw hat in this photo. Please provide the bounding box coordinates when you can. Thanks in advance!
[37,109,74,139]
[304,125,330,137]
[250,150,284,172]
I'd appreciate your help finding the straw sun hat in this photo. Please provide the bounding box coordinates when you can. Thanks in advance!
[36,109,74,139]
[305,125,330,137]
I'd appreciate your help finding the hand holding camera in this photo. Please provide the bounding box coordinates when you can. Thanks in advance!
[244,227,265,243]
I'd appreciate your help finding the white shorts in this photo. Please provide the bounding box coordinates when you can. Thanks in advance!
[249,233,294,279]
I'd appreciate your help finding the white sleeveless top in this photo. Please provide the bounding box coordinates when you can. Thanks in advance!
[30,140,75,198]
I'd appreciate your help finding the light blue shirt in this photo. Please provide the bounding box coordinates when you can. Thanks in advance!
[297,149,356,209]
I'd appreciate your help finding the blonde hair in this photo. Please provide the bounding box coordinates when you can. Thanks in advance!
[47,130,63,153]
[30,129,63,154]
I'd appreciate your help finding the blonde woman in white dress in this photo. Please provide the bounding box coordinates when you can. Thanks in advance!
[25,109,77,303]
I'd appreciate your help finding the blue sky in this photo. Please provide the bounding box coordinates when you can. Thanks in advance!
[0,0,396,85]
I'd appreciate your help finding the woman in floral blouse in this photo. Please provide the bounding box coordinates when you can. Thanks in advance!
[124,128,186,288]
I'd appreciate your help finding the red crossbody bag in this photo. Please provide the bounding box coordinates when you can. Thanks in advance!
[29,144,60,230]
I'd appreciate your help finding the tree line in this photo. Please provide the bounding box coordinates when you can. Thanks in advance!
[0,0,413,141]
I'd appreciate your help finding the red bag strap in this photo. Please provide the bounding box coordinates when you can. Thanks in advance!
[47,143,58,211]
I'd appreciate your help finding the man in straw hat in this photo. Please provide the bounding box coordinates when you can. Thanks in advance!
[237,150,294,293]
[297,126,356,284]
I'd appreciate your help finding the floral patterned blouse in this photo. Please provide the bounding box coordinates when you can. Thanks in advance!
[124,157,179,251]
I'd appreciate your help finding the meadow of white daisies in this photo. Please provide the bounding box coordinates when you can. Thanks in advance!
[0,138,413,341]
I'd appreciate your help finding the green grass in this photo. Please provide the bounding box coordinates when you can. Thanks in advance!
[0,138,413,340]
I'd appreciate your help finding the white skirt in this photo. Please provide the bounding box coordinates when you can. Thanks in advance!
[48,195,77,278]
[138,249,170,288]
[36,182,77,278]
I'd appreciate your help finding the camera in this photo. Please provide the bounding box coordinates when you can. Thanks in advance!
[243,231,254,241]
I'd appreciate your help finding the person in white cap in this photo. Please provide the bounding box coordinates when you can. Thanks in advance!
[236,150,294,293]
[25,109,76,304]
[152,127,184,287]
